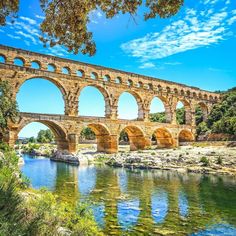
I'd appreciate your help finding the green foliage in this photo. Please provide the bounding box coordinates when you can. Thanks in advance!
[37,129,54,143]
[200,156,210,167]
[1,1,183,55]
[176,107,185,125]
[81,127,96,140]
[216,156,223,165]
[196,122,209,136]
[0,81,19,135]
[198,88,236,136]
[119,130,129,142]
[195,106,204,125]
[28,136,36,143]
[0,144,103,235]
[149,112,166,123]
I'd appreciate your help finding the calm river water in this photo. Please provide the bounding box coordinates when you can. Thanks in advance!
[22,154,236,236]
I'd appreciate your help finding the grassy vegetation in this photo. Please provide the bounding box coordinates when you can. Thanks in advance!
[0,142,103,236]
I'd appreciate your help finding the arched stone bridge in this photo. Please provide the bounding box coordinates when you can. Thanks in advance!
[0,45,220,153]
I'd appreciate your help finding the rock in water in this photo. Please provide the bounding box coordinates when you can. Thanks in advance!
[51,150,80,165]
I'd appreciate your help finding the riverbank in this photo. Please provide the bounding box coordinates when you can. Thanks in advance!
[105,144,236,176]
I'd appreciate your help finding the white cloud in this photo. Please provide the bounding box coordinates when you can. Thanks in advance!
[139,62,155,69]
[7,34,21,40]
[164,62,182,66]
[20,16,37,25]
[16,31,37,44]
[35,14,45,20]
[121,1,235,63]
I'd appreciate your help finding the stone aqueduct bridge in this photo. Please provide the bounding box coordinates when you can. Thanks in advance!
[0,45,220,153]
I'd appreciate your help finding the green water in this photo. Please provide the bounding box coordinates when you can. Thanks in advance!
[22,154,236,235]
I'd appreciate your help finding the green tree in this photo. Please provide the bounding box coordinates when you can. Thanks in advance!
[28,137,36,143]
[37,129,54,143]
[149,112,166,123]
[0,0,184,55]
[0,81,19,141]
[197,87,236,137]
[80,127,96,140]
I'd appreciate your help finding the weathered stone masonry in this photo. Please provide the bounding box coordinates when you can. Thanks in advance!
[0,44,220,153]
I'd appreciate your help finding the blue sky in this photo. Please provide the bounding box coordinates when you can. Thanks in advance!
[0,0,235,137]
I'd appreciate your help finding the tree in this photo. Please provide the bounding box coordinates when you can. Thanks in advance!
[37,129,54,143]
[0,81,19,141]
[0,0,184,55]
[80,127,96,140]
[28,137,36,143]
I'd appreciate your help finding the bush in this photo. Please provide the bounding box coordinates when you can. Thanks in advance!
[216,156,223,165]
[200,156,210,167]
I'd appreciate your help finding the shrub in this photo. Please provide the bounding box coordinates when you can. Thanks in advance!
[216,156,223,165]
[200,156,210,166]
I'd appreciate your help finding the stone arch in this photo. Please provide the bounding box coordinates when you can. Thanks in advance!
[152,127,174,148]
[31,60,41,69]
[149,95,172,123]
[62,66,71,75]
[90,71,98,80]
[47,63,56,72]
[78,84,111,117]
[127,79,133,87]
[137,81,143,88]
[16,76,67,114]
[103,74,111,82]
[175,99,192,125]
[0,54,6,63]
[16,120,69,150]
[115,77,122,84]
[119,125,147,151]
[85,123,116,153]
[197,102,208,122]
[178,129,194,143]
[16,76,67,97]
[117,90,144,120]
[14,57,25,66]
[77,69,85,78]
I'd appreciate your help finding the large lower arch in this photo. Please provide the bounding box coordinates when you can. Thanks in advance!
[178,129,195,143]
[78,85,111,117]
[119,126,147,151]
[152,128,174,148]
[16,120,69,150]
[118,91,144,120]
[16,77,66,114]
[84,123,117,153]
[197,102,208,122]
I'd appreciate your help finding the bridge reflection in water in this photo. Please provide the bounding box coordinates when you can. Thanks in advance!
[22,155,236,235]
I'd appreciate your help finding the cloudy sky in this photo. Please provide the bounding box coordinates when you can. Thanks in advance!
[0,0,235,137]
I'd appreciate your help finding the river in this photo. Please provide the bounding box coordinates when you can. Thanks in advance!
[21,154,236,235]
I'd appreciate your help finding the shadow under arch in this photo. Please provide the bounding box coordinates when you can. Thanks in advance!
[83,123,116,153]
[178,129,195,143]
[78,84,111,117]
[120,125,147,151]
[17,120,69,150]
[152,127,174,148]
[117,90,144,120]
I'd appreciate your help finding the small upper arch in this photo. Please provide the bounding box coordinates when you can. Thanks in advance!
[115,76,122,84]
[31,60,41,69]
[61,66,71,75]
[47,63,56,72]
[14,57,25,67]
[127,79,133,87]
[0,54,6,63]
[77,69,85,78]
[90,71,98,80]
[103,74,111,82]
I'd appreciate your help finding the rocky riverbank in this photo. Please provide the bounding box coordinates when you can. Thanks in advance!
[106,145,236,176]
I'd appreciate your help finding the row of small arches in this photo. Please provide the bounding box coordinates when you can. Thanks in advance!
[0,54,218,101]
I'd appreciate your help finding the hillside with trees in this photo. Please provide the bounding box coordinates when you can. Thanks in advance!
[150,88,236,140]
